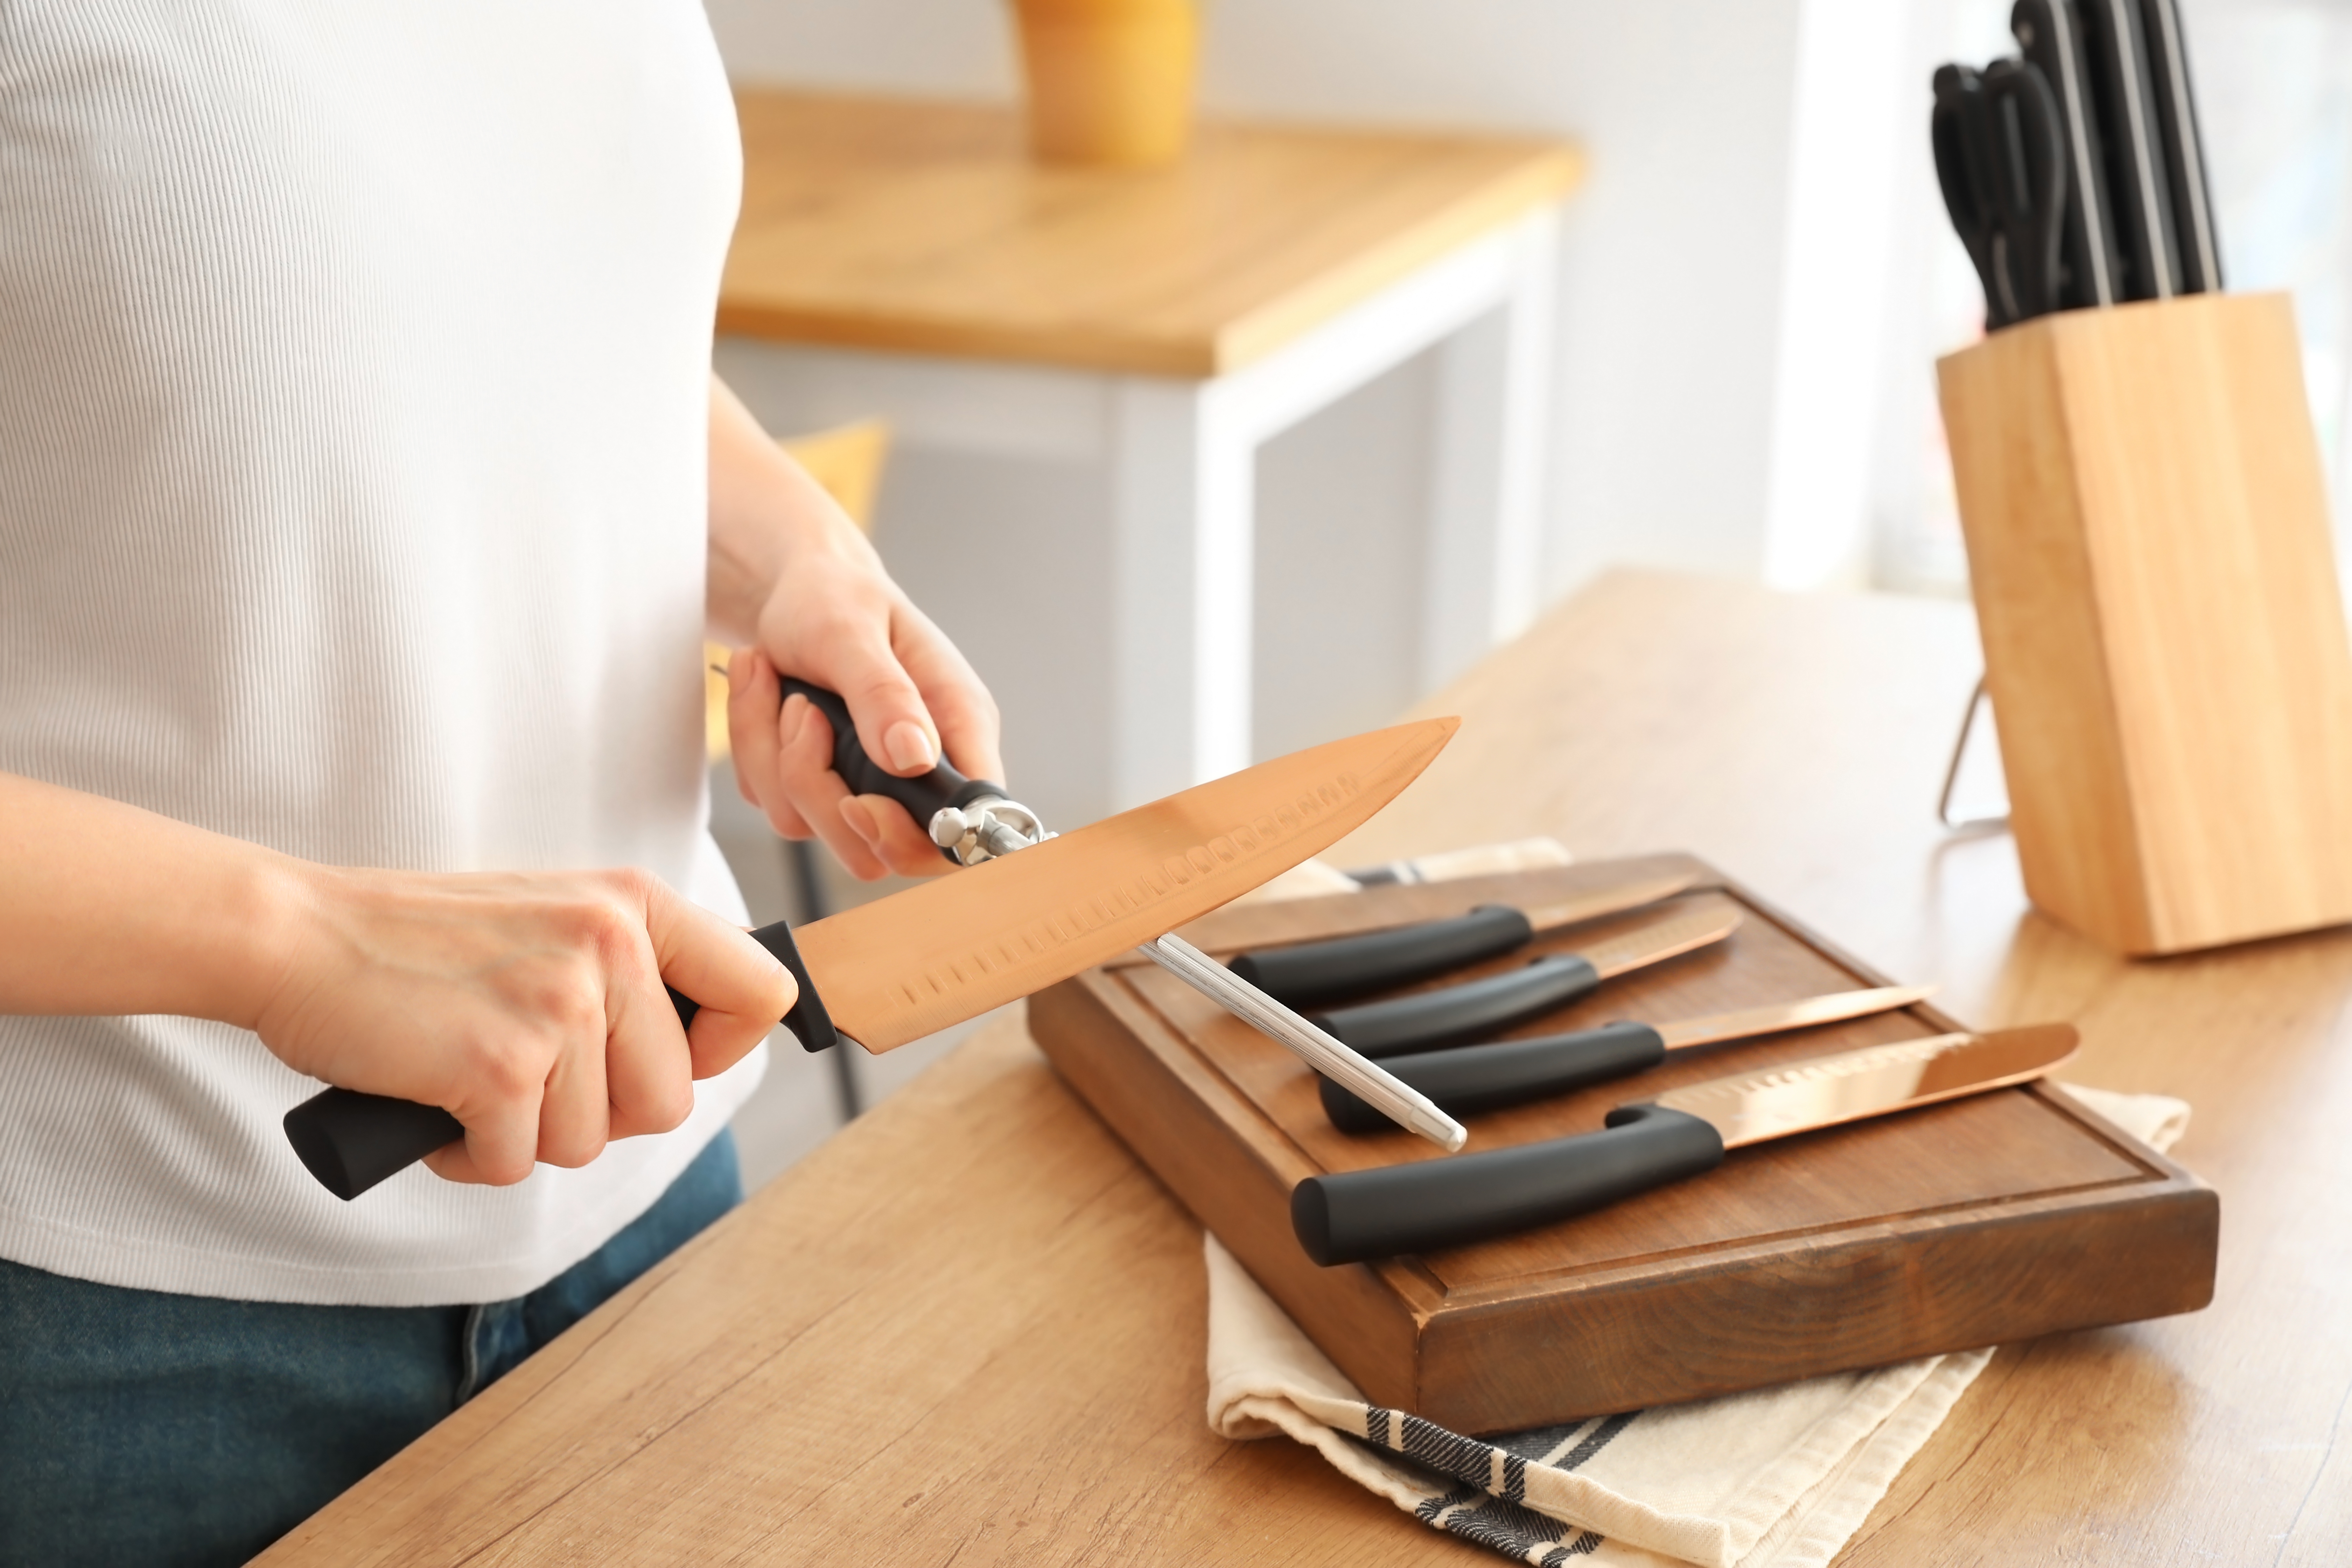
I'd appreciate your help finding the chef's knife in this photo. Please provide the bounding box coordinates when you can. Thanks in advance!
[1319,984,1937,1133]
[1293,1024,2080,1265]
[2136,0,2221,293]
[1308,897,1742,1058]
[2076,0,2180,300]
[2015,0,2121,309]
[1225,872,1696,1009]
[283,715,1460,1199]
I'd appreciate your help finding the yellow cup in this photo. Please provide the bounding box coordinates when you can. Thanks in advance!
[1010,0,1200,168]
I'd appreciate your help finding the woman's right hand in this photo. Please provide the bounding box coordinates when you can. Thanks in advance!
[254,865,793,1185]
[0,769,790,1187]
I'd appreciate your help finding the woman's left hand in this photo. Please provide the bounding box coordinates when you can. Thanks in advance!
[707,379,1005,881]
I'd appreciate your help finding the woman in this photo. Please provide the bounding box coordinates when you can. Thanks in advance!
[0,4,995,1562]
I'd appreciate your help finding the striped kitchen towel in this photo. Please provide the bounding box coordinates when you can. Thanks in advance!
[1205,1086,2188,1568]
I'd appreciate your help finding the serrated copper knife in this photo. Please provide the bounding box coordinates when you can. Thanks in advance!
[1293,1023,2080,1265]
[283,713,1461,1199]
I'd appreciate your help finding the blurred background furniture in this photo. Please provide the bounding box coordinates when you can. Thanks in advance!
[713,91,1582,823]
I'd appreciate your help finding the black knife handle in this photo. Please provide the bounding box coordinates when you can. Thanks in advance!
[1227,905,1535,1009]
[1308,953,1602,1058]
[1320,1020,1667,1133]
[281,919,836,1202]
[1290,1104,1726,1265]
[2014,0,2122,309]
[777,678,1005,864]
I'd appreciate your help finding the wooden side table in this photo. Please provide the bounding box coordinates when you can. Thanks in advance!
[714,92,1583,809]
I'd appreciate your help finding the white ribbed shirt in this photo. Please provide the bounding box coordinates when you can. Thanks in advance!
[0,0,768,1306]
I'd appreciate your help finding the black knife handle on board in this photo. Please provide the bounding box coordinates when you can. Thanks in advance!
[1320,1021,1667,1134]
[777,678,1006,864]
[1227,905,1536,1010]
[1290,1104,1726,1266]
[1309,953,1602,1059]
[281,919,837,1203]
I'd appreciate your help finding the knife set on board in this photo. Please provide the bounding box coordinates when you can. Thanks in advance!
[1930,11,2352,958]
[1932,0,2218,330]
[1032,852,2216,1429]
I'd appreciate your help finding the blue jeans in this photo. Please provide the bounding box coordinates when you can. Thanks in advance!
[0,1129,741,1568]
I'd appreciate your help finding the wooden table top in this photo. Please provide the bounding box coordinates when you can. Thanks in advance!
[268,571,2351,1564]
[718,91,1583,378]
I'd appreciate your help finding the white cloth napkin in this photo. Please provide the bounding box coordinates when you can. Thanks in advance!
[1203,849,2188,1567]
[1206,1086,2186,1568]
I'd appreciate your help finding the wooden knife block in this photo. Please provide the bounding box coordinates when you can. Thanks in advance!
[1939,292,2352,955]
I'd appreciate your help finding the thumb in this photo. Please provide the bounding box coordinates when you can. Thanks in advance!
[644,883,796,1080]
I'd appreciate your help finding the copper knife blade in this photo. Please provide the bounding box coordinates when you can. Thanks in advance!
[1653,1024,2079,1148]
[1517,874,1700,936]
[1652,985,1938,1051]
[1582,895,1743,978]
[799,716,1460,1051]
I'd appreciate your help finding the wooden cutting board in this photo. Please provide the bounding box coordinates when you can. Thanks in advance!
[1028,853,2217,1434]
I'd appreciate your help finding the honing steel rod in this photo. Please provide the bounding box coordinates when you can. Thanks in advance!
[1141,933,1466,1152]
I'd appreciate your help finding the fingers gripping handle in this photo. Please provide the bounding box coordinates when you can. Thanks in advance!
[281,920,835,1202]
[1290,1104,1726,1266]
[778,678,1003,863]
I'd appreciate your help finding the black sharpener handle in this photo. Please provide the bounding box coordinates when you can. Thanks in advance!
[1320,1020,1667,1134]
[1227,905,1535,1009]
[777,678,1004,864]
[1290,1104,1726,1266]
[282,919,835,1202]
[1309,952,1602,1058]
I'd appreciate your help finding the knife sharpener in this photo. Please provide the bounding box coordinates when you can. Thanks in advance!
[281,920,836,1202]
[777,678,1050,866]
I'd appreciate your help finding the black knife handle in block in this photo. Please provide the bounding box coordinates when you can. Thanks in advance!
[1309,953,1602,1058]
[1320,1020,1667,1134]
[282,919,835,1202]
[777,678,1005,863]
[1227,905,1535,1009]
[1290,1104,1726,1266]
